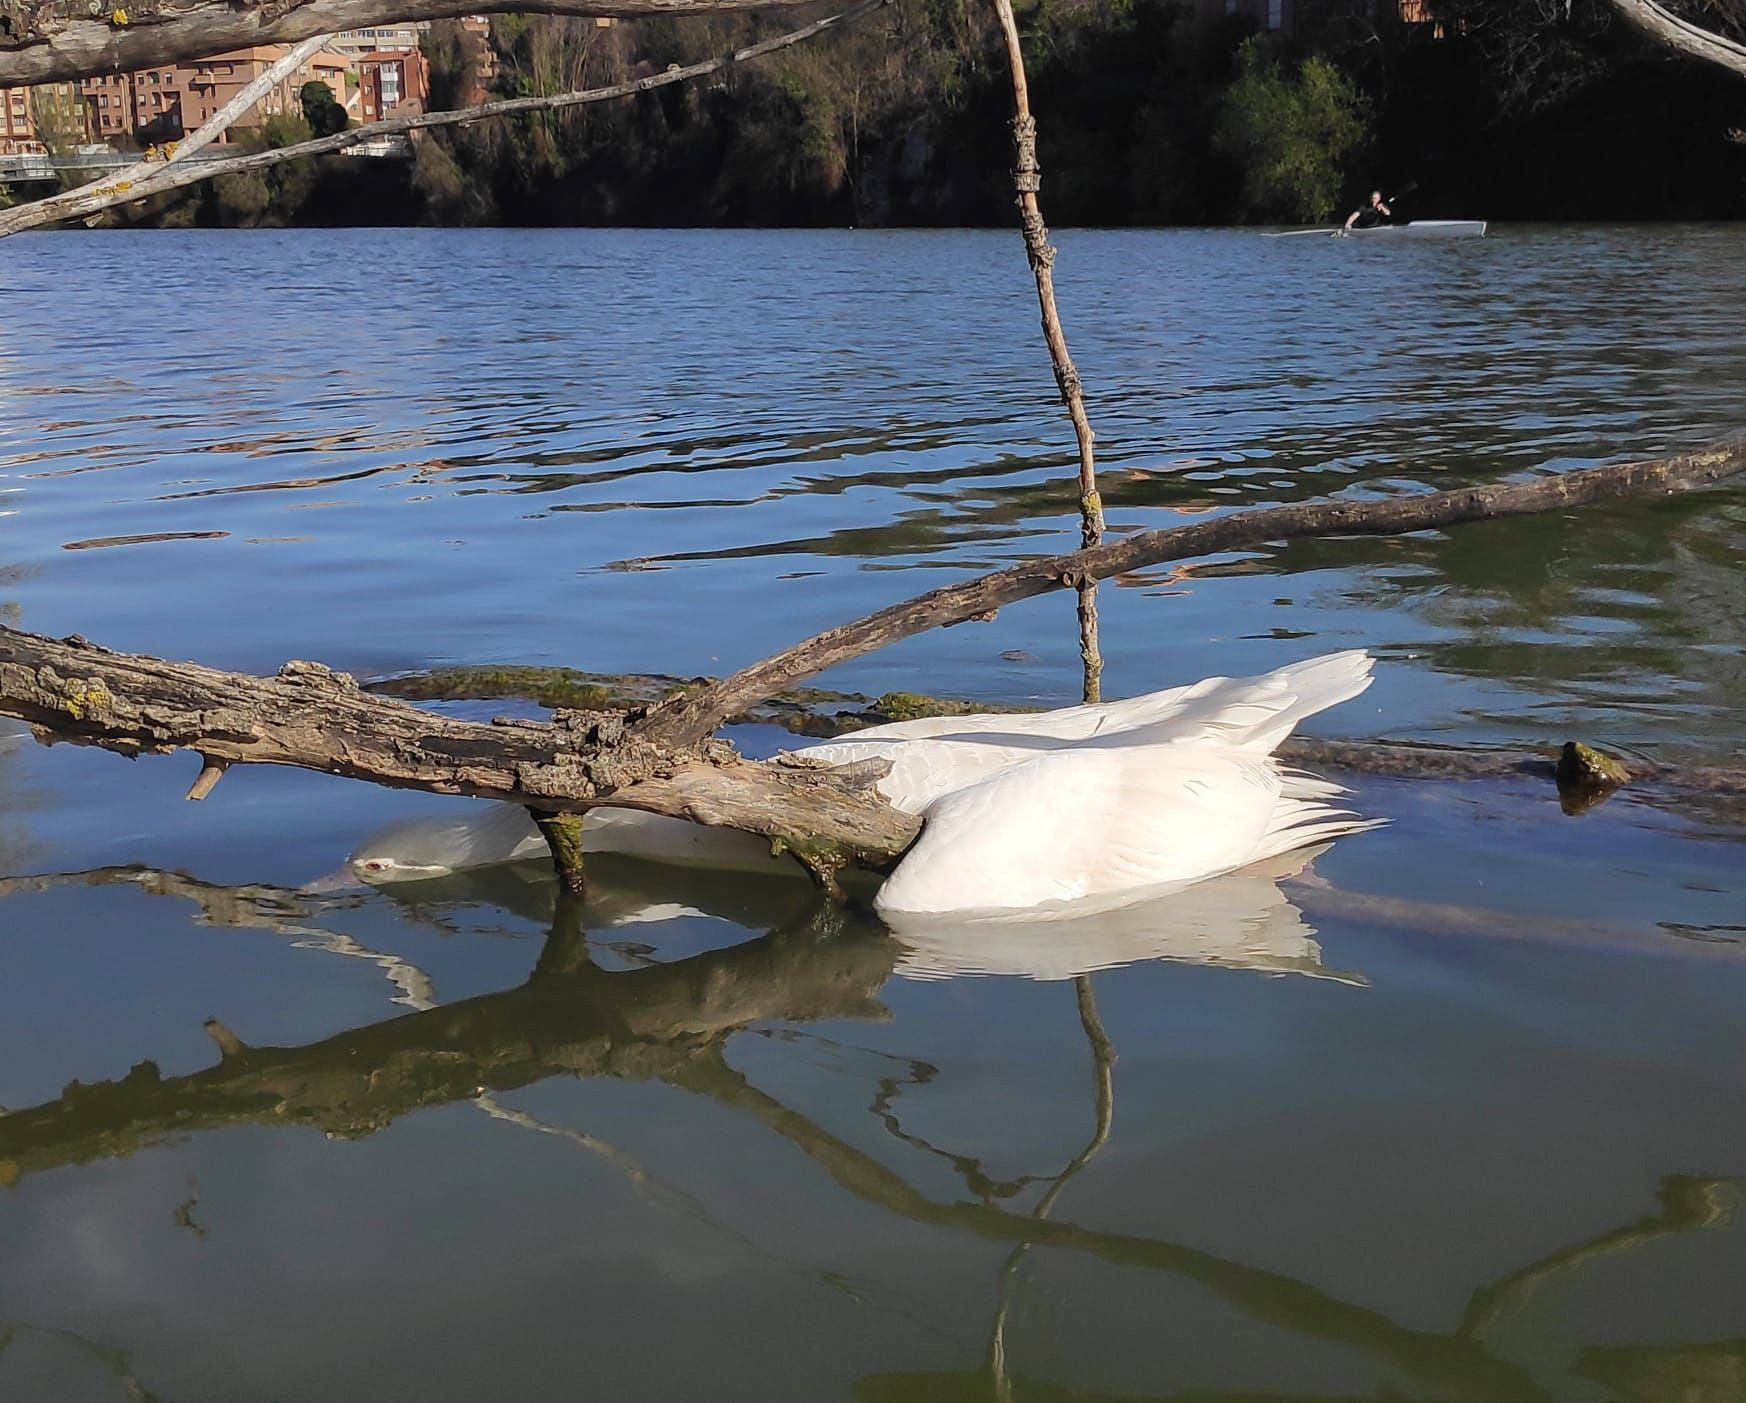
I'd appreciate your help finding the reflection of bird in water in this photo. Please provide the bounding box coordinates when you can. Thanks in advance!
[325,653,1379,920]
[322,801,789,887]
[889,847,1360,983]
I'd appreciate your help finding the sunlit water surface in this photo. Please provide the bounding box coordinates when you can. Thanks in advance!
[1,226,1743,1401]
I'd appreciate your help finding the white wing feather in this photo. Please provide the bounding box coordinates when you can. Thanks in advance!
[874,746,1285,919]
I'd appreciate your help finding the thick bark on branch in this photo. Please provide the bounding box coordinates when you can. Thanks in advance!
[1606,0,1746,78]
[637,437,1746,746]
[0,3,880,237]
[0,0,829,88]
[0,628,920,871]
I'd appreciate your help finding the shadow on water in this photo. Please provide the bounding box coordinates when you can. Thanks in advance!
[0,858,1741,1402]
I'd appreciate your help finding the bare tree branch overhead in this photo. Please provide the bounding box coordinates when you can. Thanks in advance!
[1607,0,1746,76]
[0,1,883,237]
[0,32,337,238]
[0,0,826,87]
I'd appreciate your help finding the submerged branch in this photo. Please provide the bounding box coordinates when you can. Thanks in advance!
[365,661,1746,823]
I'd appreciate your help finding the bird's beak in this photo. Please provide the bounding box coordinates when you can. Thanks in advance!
[302,868,365,894]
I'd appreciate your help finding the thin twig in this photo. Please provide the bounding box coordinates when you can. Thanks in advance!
[989,0,1104,702]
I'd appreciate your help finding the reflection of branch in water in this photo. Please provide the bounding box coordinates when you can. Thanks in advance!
[870,1061,1043,1206]
[1460,1174,1740,1342]
[0,865,436,1009]
[1574,1337,1746,1403]
[2,883,1739,1403]
[0,1319,168,1402]
[0,909,1541,1400]
[988,976,1117,1402]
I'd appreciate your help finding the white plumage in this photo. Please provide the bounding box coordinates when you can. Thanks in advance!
[840,650,1379,921]
[328,651,1379,920]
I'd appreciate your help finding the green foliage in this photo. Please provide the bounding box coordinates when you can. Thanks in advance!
[1215,39,1369,223]
[299,80,348,137]
[108,0,1746,229]
[212,169,271,222]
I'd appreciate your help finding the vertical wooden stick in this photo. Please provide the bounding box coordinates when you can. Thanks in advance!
[989,0,1105,702]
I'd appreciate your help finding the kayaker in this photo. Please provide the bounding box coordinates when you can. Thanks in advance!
[1344,190,1393,231]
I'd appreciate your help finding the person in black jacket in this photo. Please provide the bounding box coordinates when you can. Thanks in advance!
[1344,190,1393,231]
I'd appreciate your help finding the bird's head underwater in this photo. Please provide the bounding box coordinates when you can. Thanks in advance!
[306,804,548,891]
[343,814,487,883]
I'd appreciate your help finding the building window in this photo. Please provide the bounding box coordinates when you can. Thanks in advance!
[1267,0,1283,27]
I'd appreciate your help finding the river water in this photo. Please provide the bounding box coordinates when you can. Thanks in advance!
[1,226,1744,1401]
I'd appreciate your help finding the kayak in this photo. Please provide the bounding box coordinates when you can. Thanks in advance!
[1265,219,1488,239]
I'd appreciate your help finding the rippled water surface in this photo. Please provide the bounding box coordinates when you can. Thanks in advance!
[1,227,1744,1401]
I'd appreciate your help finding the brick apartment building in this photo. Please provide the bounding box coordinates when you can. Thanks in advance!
[0,86,35,154]
[357,47,432,123]
[0,83,86,155]
[332,24,428,59]
[80,45,356,145]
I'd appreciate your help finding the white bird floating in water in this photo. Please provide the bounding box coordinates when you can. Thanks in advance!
[331,651,1380,921]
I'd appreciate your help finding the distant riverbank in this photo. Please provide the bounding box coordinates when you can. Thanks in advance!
[64,0,1746,233]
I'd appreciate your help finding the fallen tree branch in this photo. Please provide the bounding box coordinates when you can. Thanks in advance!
[0,0,835,88]
[636,436,1746,746]
[1606,0,1746,79]
[0,33,337,239]
[0,631,921,879]
[2,1,884,234]
[4,440,1742,886]
[364,667,1746,824]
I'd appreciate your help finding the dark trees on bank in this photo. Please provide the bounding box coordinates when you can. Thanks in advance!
[309,0,1746,228]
